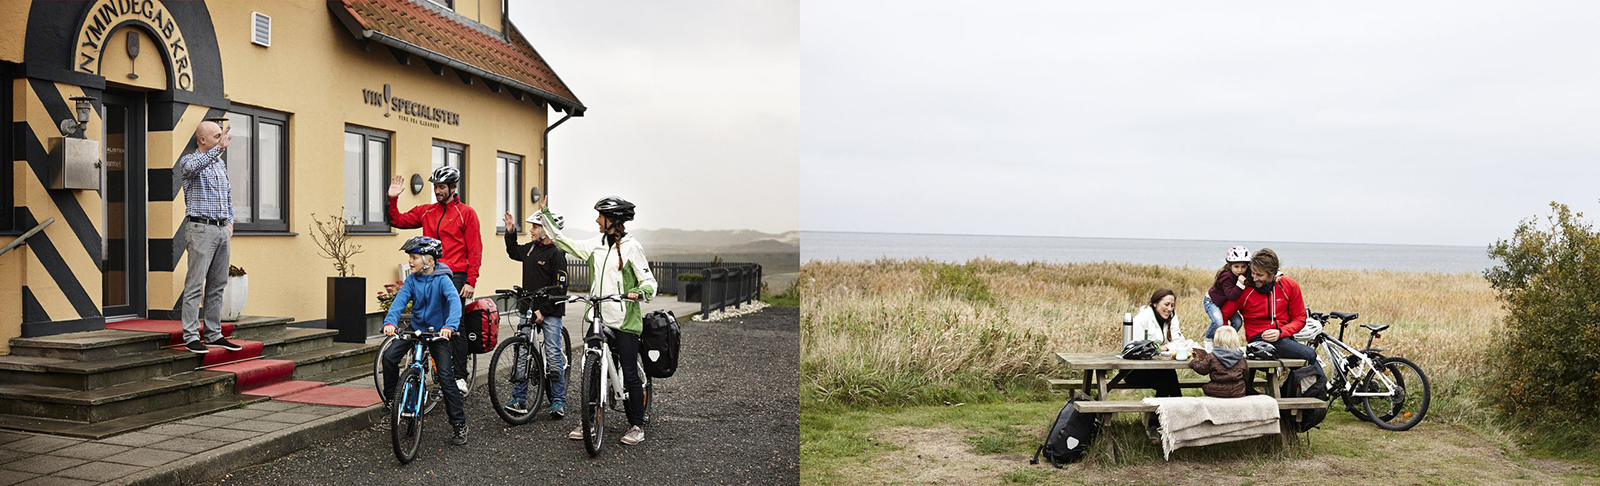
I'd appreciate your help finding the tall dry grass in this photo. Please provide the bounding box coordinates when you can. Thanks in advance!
[801,258,1504,426]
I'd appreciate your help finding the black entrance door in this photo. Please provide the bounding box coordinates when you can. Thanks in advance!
[101,91,147,318]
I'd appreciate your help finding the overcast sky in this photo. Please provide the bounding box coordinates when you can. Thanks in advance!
[801,1,1600,247]
[512,0,797,234]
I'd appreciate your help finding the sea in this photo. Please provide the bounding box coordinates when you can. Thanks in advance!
[802,231,1496,274]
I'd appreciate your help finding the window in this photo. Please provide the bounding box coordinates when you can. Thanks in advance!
[431,140,466,203]
[425,0,454,9]
[0,73,11,231]
[344,126,391,232]
[224,106,289,232]
[495,153,522,234]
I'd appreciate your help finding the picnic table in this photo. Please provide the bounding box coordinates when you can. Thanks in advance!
[1055,352,1324,458]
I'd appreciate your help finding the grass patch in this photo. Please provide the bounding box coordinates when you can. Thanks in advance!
[762,279,800,307]
[1000,466,1051,484]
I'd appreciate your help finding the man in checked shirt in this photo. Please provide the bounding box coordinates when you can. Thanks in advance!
[176,121,244,354]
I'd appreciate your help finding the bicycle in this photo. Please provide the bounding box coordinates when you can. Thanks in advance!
[1303,310,1431,431]
[372,313,480,413]
[488,285,574,425]
[389,330,451,463]
[568,293,654,457]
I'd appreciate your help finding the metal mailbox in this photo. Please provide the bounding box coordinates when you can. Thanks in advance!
[49,136,100,190]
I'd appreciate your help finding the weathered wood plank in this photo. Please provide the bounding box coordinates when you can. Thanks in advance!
[1073,397,1328,414]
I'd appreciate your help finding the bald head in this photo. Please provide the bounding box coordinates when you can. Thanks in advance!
[195,121,226,151]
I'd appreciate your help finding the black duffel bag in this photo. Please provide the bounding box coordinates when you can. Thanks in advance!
[640,310,681,378]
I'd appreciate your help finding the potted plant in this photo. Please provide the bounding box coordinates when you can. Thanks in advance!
[313,211,366,343]
[220,265,248,321]
[677,273,703,302]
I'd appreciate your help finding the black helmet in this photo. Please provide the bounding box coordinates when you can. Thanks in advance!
[1120,340,1159,360]
[400,236,443,258]
[429,166,461,185]
[594,196,635,222]
[1246,341,1277,360]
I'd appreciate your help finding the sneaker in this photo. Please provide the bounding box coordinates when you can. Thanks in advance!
[456,379,469,394]
[184,340,210,354]
[620,426,645,445]
[549,402,566,420]
[504,398,528,415]
[450,423,467,445]
[209,337,243,351]
[568,425,585,440]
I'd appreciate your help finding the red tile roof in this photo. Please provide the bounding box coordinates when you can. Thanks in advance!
[328,0,584,114]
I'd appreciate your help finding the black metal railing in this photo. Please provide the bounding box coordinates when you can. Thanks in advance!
[564,257,718,295]
[702,263,762,315]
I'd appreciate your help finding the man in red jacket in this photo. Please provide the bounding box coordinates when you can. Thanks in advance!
[1219,248,1323,378]
[387,166,482,393]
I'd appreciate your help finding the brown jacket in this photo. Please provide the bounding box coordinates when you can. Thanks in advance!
[1188,351,1250,399]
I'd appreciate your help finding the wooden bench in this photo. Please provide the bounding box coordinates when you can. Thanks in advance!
[1047,377,1270,391]
[1071,397,1327,460]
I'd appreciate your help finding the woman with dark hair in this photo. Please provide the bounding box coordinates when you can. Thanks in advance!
[1125,288,1185,440]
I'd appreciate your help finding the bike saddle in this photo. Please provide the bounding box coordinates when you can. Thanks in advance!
[1360,324,1389,333]
[1329,311,1359,321]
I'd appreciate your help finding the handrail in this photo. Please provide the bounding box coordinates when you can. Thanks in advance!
[0,217,56,258]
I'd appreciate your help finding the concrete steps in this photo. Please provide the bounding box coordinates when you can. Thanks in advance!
[0,316,380,439]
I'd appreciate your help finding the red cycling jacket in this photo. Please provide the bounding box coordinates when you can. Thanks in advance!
[388,196,483,287]
[1219,275,1307,340]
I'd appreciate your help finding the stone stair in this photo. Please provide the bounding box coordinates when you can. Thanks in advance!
[0,316,379,439]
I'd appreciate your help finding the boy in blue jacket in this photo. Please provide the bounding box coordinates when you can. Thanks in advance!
[381,236,469,445]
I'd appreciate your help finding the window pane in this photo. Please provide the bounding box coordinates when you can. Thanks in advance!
[258,122,283,221]
[510,159,520,219]
[367,139,386,223]
[432,146,446,171]
[344,133,362,223]
[226,113,253,223]
[495,157,506,229]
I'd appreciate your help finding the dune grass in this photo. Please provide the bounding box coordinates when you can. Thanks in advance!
[802,258,1501,427]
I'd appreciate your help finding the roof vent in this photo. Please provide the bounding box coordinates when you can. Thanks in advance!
[251,12,271,47]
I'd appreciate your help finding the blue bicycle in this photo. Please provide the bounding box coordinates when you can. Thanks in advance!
[390,330,450,463]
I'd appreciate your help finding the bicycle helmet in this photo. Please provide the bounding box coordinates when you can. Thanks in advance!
[428,166,461,185]
[1246,341,1277,360]
[1120,340,1159,360]
[1226,246,1252,263]
[1294,317,1323,342]
[594,196,636,222]
[526,210,565,230]
[400,236,443,258]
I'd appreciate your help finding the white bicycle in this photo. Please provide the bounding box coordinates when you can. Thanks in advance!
[567,293,653,457]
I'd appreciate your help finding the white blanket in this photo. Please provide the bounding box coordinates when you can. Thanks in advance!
[1141,395,1280,460]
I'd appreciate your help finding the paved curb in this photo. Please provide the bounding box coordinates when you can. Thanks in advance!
[110,404,385,486]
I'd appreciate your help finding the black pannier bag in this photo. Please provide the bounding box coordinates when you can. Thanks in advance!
[640,310,681,378]
[1280,365,1329,432]
[1031,399,1099,467]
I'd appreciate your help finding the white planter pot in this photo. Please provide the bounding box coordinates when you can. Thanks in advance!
[221,274,248,321]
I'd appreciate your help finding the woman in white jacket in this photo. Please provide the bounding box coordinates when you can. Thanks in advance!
[537,196,657,446]
[1128,288,1185,440]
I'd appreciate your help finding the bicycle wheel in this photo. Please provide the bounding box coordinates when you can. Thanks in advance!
[373,336,395,407]
[1361,357,1430,431]
[464,352,480,396]
[581,352,604,457]
[391,368,425,463]
[422,355,441,415]
[489,336,543,425]
[1342,352,1388,422]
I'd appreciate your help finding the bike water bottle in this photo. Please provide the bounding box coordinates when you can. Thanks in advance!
[1122,313,1133,344]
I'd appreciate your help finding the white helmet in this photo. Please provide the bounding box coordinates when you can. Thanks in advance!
[1226,246,1251,263]
[527,210,564,230]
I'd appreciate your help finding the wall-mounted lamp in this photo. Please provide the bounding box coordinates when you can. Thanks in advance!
[58,96,97,138]
[410,174,425,195]
[529,187,542,205]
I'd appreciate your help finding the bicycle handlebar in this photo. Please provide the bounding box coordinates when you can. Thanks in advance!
[397,331,450,342]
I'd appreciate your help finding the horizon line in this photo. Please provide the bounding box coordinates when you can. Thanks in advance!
[800,229,1490,250]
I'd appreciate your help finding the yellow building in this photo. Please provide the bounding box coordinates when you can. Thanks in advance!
[0,0,585,352]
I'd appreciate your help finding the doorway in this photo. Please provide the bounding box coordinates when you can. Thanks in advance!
[101,90,147,318]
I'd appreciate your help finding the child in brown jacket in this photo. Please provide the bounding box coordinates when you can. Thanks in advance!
[1188,326,1249,398]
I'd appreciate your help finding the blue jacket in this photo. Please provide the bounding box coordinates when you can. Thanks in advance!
[383,262,462,332]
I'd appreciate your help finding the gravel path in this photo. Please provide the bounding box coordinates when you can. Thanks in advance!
[209,306,799,485]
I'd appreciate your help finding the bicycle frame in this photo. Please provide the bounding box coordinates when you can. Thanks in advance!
[399,335,434,416]
[1313,331,1398,398]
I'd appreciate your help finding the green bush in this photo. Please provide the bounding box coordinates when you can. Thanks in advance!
[925,263,993,304]
[677,273,704,283]
[1484,202,1600,457]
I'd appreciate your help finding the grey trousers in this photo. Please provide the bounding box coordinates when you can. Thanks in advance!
[181,221,230,344]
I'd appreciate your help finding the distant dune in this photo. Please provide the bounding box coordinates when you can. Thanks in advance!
[549,228,801,274]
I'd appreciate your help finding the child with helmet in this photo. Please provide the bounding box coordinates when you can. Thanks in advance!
[1203,246,1251,347]
[380,236,470,445]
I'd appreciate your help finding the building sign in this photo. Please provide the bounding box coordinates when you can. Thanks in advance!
[361,84,462,128]
[73,0,194,91]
